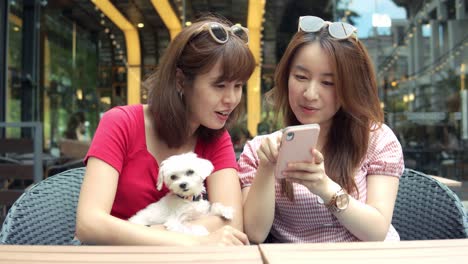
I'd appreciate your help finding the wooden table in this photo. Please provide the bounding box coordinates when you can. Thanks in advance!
[2,240,468,263]
[0,245,263,264]
[258,239,468,263]
[429,175,463,187]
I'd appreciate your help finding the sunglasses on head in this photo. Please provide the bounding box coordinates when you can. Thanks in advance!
[298,16,358,41]
[199,22,249,45]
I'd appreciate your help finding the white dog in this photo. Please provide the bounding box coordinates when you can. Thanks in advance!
[128,152,234,235]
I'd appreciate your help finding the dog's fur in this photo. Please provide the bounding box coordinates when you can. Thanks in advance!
[128,152,234,235]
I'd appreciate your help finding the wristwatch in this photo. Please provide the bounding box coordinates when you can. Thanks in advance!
[325,188,350,213]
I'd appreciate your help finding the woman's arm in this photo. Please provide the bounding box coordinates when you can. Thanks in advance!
[76,157,198,245]
[189,168,244,232]
[329,125,402,241]
[286,154,400,241]
[241,136,280,244]
[242,165,276,244]
[76,158,248,245]
[329,175,399,241]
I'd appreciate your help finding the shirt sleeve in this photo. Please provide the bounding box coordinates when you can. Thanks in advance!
[84,107,131,174]
[237,135,266,189]
[366,124,405,177]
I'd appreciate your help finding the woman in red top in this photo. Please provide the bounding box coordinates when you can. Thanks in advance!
[76,15,255,245]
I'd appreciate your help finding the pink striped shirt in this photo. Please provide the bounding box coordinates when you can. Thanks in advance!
[238,124,404,243]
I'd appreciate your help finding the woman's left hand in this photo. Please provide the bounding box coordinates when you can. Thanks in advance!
[282,149,333,197]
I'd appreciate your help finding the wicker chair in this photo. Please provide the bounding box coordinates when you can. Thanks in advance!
[392,168,468,240]
[0,167,85,245]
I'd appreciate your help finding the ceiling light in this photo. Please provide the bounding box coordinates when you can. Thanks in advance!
[137,23,144,28]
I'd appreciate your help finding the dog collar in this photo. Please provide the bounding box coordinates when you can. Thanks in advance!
[176,194,201,201]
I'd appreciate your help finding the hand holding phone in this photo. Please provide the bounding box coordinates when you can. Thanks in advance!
[275,124,320,179]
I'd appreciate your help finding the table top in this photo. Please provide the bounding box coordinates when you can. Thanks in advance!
[1,239,468,263]
[258,239,468,264]
[429,175,463,187]
[0,245,263,264]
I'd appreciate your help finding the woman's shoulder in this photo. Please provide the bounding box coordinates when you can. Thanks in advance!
[365,123,405,176]
[99,104,144,126]
[368,123,403,158]
[369,123,398,141]
[95,105,146,142]
[103,104,143,118]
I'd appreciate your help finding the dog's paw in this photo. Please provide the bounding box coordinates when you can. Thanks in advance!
[164,219,187,233]
[128,215,146,225]
[165,220,207,236]
[189,225,209,236]
[210,203,234,220]
[221,208,234,220]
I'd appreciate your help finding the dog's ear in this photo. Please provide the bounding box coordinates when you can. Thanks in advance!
[157,165,165,191]
[198,159,214,180]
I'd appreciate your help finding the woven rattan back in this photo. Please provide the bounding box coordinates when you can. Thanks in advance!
[0,168,85,245]
[392,169,468,240]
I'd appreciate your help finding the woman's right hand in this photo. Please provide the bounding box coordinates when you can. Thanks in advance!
[198,225,249,246]
[256,133,282,170]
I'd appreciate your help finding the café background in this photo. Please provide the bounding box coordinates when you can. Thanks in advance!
[0,0,467,182]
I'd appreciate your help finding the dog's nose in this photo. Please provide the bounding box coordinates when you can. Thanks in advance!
[179,183,187,189]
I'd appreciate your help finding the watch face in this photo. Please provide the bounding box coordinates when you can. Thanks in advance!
[336,193,349,210]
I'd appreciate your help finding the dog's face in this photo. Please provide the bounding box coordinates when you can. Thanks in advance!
[157,152,214,197]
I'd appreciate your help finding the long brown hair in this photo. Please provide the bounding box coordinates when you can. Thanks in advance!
[146,15,255,148]
[268,28,383,201]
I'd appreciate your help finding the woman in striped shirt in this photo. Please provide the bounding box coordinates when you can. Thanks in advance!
[239,16,404,243]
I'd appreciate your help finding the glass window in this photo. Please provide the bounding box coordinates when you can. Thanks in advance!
[42,7,99,149]
[6,0,23,137]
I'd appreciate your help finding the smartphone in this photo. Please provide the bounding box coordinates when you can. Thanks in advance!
[275,124,320,179]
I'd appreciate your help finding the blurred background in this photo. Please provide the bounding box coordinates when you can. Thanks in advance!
[0,0,467,183]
